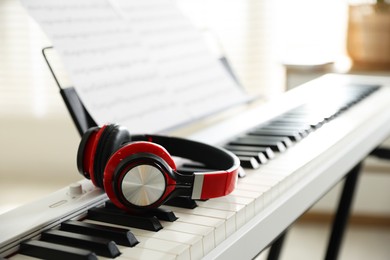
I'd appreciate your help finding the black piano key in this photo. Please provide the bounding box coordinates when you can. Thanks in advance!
[20,240,97,260]
[145,207,178,222]
[228,139,286,153]
[237,156,260,169]
[87,207,163,232]
[61,220,139,247]
[248,129,302,142]
[287,110,338,122]
[260,125,312,136]
[224,145,275,159]
[41,230,120,258]
[105,201,178,222]
[271,118,323,129]
[229,150,268,164]
[164,196,198,209]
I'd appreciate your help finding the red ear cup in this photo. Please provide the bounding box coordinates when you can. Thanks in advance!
[103,141,177,210]
[77,124,131,188]
[90,124,131,188]
[77,126,100,179]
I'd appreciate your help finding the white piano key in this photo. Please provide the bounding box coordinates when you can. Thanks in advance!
[161,221,215,255]
[239,175,279,190]
[196,200,246,229]
[211,195,255,222]
[163,205,236,237]
[238,176,279,198]
[121,236,190,260]
[237,183,276,208]
[118,246,177,260]
[129,228,203,260]
[236,183,276,207]
[230,189,264,213]
[248,172,284,197]
[84,219,198,260]
[172,212,226,246]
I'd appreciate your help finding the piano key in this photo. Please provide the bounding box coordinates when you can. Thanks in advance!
[248,129,303,142]
[19,240,97,260]
[237,135,293,148]
[224,145,275,159]
[211,195,255,222]
[196,200,246,229]
[121,236,190,260]
[229,150,268,164]
[236,180,276,209]
[87,207,162,231]
[261,124,312,135]
[124,227,203,259]
[117,247,177,260]
[164,197,198,209]
[198,199,246,229]
[40,229,120,258]
[163,205,237,237]
[237,183,277,207]
[271,117,324,128]
[229,189,264,214]
[171,212,226,245]
[228,139,286,153]
[105,201,178,222]
[237,155,260,169]
[84,219,203,259]
[272,120,317,128]
[60,220,138,247]
[161,221,215,255]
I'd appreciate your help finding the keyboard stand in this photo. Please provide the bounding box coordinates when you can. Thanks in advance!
[371,147,390,159]
[265,162,363,260]
[42,47,378,259]
[325,162,362,260]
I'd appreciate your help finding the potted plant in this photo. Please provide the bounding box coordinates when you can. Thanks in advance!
[346,0,390,69]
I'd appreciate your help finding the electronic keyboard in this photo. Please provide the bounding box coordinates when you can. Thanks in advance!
[1,74,390,260]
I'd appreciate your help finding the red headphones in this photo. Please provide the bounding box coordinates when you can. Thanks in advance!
[77,124,240,210]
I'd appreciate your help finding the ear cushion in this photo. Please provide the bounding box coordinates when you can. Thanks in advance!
[92,124,131,188]
[77,126,100,179]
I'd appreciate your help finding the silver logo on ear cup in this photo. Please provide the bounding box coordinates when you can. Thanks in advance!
[121,164,166,206]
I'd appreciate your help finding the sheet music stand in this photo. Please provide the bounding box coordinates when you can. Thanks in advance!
[42,47,241,137]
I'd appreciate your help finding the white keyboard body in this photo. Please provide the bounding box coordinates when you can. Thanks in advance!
[1,74,390,259]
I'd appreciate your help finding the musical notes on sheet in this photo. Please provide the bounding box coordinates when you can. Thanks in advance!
[21,0,249,133]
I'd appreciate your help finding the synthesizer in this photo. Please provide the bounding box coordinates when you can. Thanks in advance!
[1,74,390,260]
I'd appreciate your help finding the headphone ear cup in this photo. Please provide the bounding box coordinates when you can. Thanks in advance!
[92,124,131,188]
[77,126,100,179]
[103,141,177,210]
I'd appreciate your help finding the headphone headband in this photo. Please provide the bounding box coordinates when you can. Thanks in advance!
[132,134,238,170]
[131,134,240,199]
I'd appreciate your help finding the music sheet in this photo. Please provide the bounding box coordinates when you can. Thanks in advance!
[21,0,249,133]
